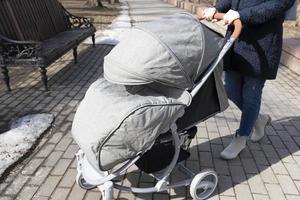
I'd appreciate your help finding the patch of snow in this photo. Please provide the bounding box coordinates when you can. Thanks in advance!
[0,114,54,177]
[84,0,132,45]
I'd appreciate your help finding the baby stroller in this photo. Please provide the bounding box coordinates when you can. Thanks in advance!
[72,13,241,200]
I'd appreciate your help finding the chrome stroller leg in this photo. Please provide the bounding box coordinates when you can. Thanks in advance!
[98,181,114,200]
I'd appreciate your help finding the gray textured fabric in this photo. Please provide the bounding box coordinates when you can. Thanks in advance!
[104,13,224,90]
[73,13,228,172]
[72,77,191,171]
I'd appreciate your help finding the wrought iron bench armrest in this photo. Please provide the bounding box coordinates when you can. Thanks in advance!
[62,5,94,28]
[0,34,42,59]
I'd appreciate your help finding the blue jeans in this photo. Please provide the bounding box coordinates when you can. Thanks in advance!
[224,70,266,136]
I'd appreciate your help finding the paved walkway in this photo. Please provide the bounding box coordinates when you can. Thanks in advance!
[1,0,300,200]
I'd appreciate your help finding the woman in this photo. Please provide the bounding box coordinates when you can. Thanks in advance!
[203,0,296,159]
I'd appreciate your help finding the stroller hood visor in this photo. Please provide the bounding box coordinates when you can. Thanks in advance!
[103,13,224,89]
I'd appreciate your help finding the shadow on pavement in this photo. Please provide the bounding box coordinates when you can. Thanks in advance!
[121,116,300,199]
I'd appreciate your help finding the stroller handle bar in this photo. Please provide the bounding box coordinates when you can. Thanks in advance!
[191,13,242,98]
[197,12,242,40]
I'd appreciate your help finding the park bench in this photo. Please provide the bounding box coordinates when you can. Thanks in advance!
[0,0,96,91]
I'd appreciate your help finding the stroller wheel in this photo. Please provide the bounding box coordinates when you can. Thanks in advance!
[190,169,218,200]
[76,173,97,190]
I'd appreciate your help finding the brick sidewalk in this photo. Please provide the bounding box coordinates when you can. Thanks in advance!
[1,0,300,200]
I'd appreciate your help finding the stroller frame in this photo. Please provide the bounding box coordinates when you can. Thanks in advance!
[75,14,242,200]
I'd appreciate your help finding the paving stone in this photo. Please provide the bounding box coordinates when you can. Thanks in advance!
[295,181,300,191]
[43,151,63,167]
[186,160,200,173]
[294,137,300,146]
[283,141,300,156]
[140,172,155,183]
[277,175,299,195]
[189,147,200,161]
[70,158,77,169]
[59,168,77,188]
[197,138,211,152]
[284,163,300,180]
[67,184,87,200]
[218,126,231,137]
[51,187,71,200]
[199,151,213,167]
[218,175,235,196]
[84,191,101,200]
[252,194,270,200]
[277,131,294,142]
[29,167,52,185]
[261,145,279,159]
[219,196,237,200]
[234,184,253,200]
[209,132,223,145]
[265,184,286,200]
[248,142,261,151]
[285,126,300,137]
[241,158,259,174]
[63,144,79,159]
[152,193,170,200]
[268,159,289,175]
[229,165,246,184]
[0,196,13,200]
[35,144,55,158]
[16,186,38,200]
[268,136,286,149]
[211,144,224,158]
[196,126,208,138]
[251,150,269,166]
[35,176,61,197]
[51,159,72,176]
[60,122,72,132]
[276,148,296,164]
[0,183,8,193]
[247,174,268,195]
[214,158,230,175]
[21,158,44,175]
[240,147,253,158]
[227,157,243,166]
[286,195,300,200]
[5,174,29,195]
[257,165,278,184]
[55,136,73,151]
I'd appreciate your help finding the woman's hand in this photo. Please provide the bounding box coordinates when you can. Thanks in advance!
[203,7,216,20]
[223,9,240,25]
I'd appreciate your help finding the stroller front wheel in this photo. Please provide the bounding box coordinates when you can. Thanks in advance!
[76,173,97,190]
[189,169,218,200]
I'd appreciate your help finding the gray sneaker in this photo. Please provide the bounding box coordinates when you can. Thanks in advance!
[251,114,272,142]
[220,134,247,160]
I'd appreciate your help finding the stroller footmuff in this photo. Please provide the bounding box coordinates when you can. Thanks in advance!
[72,12,240,200]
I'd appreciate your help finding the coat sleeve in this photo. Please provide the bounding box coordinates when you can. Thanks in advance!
[239,0,296,25]
[215,0,232,13]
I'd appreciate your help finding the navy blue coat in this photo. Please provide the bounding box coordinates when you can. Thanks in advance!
[215,0,296,79]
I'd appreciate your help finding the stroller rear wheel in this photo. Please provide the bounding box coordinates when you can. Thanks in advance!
[190,169,218,200]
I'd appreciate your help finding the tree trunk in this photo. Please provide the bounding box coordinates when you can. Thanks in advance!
[86,0,103,7]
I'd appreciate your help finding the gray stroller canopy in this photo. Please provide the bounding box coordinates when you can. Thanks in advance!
[104,13,224,90]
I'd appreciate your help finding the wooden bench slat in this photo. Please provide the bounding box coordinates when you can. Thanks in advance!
[33,0,58,40]
[0,3,18,39]
[46,0,71,33]
[1,0,25,40]
[10,0,39,40]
